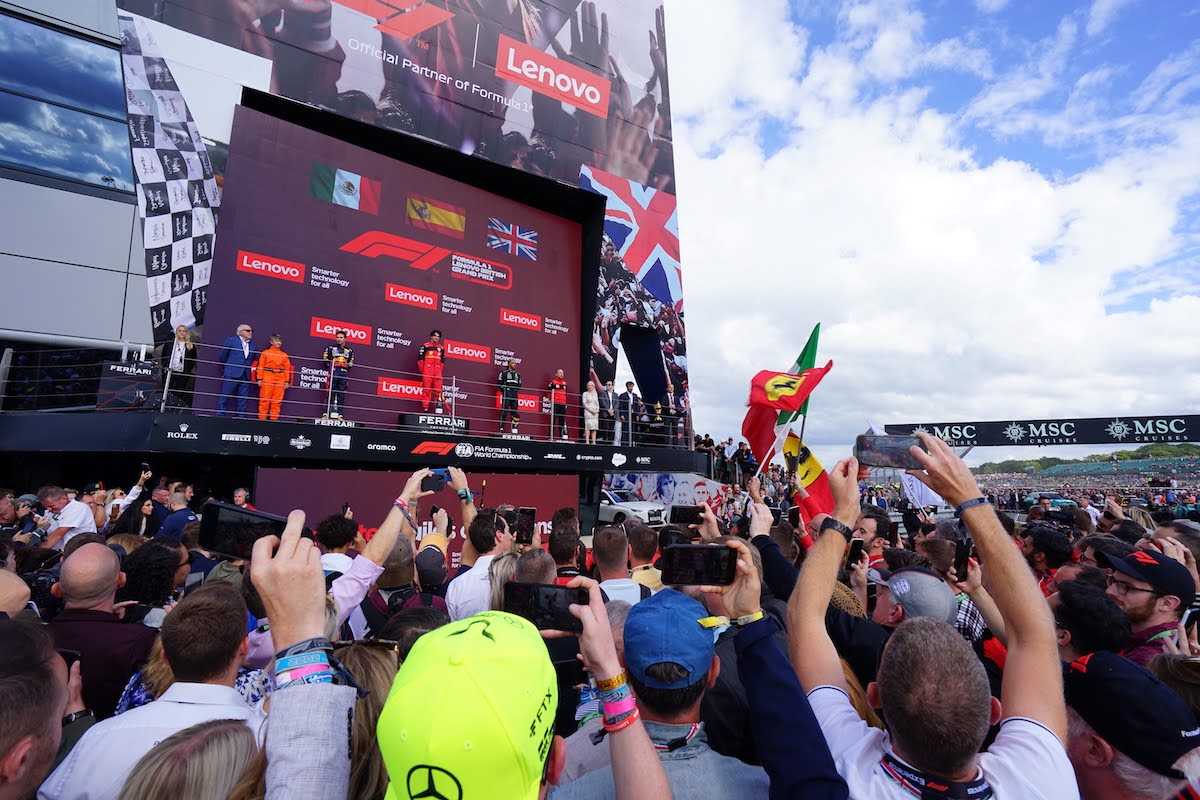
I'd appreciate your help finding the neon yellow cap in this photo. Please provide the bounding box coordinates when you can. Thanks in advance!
[378,611,557,800]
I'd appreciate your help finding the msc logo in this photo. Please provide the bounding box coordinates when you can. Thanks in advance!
[236,250,305,283]
[412,441,456,455]
[311,317,373,345]
[385,282,438,310]
[340,231,450,270]
[500,307,542,331]
[445,340,491,363]
[377,378,424,398]
[335,1,454,40]
[764,374,804,402]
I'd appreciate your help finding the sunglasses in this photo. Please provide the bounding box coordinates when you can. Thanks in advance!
[333,639,400,656]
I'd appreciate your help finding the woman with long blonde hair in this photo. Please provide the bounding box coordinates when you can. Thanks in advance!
[117,718,258,800]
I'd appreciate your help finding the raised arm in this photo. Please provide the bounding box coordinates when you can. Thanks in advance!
[787,457,861,692]
[909,433,1066,741]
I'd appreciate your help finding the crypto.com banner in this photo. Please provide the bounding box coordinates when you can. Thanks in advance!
[254,468,578,568]
[885,415,1200,447]
[198,106,582,432]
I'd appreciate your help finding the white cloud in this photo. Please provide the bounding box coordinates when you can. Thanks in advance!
[664,0,1200,468]
[1085,0,1139,37]
[975,0,1010,12]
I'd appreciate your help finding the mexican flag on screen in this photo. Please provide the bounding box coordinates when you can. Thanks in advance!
[310,163,381,215]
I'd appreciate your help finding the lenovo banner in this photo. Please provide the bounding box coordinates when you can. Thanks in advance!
[885,415,1200,447]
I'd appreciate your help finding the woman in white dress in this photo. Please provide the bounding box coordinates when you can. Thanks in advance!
[582,381,600,444]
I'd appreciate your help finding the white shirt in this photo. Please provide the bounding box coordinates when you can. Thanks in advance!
[50,500,98,551]
[807,686,1080,800]
[169,340,186,372]
[39,683,265,800]
[321,552,368,637]
[446,553,498,621]
[1082,504,1102,525]
[241,338,250,358]
[599,577,647,605]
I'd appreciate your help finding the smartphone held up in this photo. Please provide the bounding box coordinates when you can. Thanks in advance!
[854,435,927,471]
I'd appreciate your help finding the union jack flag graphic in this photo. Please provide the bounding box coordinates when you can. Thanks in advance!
[578,165,682,313]
[486,218,538,261]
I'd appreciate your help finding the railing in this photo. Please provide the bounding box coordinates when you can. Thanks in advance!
[1,342,694,450]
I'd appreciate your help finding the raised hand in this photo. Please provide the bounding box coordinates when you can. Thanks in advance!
[700,538,761,620]
[250,510,326,649]
[907,433,982,508]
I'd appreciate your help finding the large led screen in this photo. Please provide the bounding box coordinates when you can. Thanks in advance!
[198,105,582,434]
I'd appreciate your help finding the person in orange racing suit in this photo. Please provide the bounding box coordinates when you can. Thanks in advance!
[418,329,446,412]
[253,333,293,421]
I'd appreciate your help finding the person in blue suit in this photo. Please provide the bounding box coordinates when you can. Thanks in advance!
[216,323,259,417]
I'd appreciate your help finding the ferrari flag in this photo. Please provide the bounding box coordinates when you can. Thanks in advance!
[747,361,833,412]
[784,433,835,513]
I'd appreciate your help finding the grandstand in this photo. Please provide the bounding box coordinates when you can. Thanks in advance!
[1039,456,1200,477]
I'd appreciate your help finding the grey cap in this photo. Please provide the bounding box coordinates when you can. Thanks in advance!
[877,566,959,626]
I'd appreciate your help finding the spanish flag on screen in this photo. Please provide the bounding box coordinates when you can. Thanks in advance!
[309,163,381,215]
[406,193,466,240]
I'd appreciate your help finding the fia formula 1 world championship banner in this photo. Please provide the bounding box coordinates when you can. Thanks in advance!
[886,415,1200,448]
[198,106,582,432]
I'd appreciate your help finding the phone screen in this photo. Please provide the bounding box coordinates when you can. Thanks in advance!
[854,435,926,470]
[503,582,587,632]
[668,505,703,526]
[787,506,801,528]
[515,507,537,545]
[953,538,972,581]
[845,538,865,567]
[199,501,312,559]
[660,544,737,586]
[769,507,782,525]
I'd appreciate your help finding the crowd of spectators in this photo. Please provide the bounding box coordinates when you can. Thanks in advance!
[4,433,1200,798]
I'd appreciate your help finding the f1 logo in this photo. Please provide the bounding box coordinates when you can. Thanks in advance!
[341,231,451,270]
[333,1,454,40]
[411,441,456,455]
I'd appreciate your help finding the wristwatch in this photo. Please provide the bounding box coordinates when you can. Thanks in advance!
[62,709,94,726]
[819,518,854,542]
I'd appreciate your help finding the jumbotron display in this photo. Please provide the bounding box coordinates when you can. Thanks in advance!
[198,106,582,433]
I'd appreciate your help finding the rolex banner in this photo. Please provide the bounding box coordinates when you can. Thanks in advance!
[118,13,220,345]
[885,415,1200,447]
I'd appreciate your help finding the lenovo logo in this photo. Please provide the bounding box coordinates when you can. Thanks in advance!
[497,34,609,118]
[310,317,373,345]
[236,250,305,283]
[385,282,438,309]
[445,339,491,363]
[340,231,450,270]
[500,307,542,331]
[377,377,424,398]
[495,392,539,411]
[412,441,456,455]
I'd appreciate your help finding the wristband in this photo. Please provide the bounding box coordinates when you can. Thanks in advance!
[601,695,637,721]
[599,684,632,706]
[393,497,408,509]
[277,670,336,690]
[732,610,764,627]
[594,671,627,692]
[602,707,640,734]
[954,497,989,518]
[275,651,330,674]
[457,488,471,502]
[820,518,854,542]
[274,637,333,662]
[275,662,331,684]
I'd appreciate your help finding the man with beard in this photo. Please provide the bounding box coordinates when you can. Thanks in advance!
[1020,525,1075,597]
[1100,549,1195,666]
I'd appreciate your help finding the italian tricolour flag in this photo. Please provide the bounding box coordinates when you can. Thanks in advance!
[309,163,381,215]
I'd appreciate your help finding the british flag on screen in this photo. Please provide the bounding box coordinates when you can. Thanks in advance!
[486,218,538,261]
[578,166,682,313]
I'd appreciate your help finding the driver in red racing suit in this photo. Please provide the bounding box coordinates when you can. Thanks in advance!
[418,329,446,412]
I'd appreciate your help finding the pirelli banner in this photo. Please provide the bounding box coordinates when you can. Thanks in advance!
[885,416,1200,448]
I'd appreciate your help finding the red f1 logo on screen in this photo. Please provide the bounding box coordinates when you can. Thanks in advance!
[332,1,453,40]
[310,317,373,346]
[445,340,491,363]
[412,441,457,455]
[500,307,542,332]
[340,232,450,270]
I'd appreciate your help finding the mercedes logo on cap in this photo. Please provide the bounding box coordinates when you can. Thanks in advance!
[407,765,462,800]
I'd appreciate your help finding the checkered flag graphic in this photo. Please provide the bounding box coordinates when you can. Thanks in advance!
[119,13,220,345]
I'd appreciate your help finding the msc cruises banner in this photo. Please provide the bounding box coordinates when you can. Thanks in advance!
[885,415,1200,447]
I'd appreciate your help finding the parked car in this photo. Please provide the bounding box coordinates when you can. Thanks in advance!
[597,489,665,528]
[1021,492,1078,510]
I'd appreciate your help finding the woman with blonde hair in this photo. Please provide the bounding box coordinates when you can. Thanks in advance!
[488,551,519,611]
[334,641,401,800]
[160,323,198,410]
[117,718,258,800]
[105,533,147,558]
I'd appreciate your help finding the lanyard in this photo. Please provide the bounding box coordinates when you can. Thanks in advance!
[880,754,992,800]
[652,723,700,752]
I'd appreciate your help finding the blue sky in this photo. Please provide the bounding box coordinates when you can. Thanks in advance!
[664,0,1200,466]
